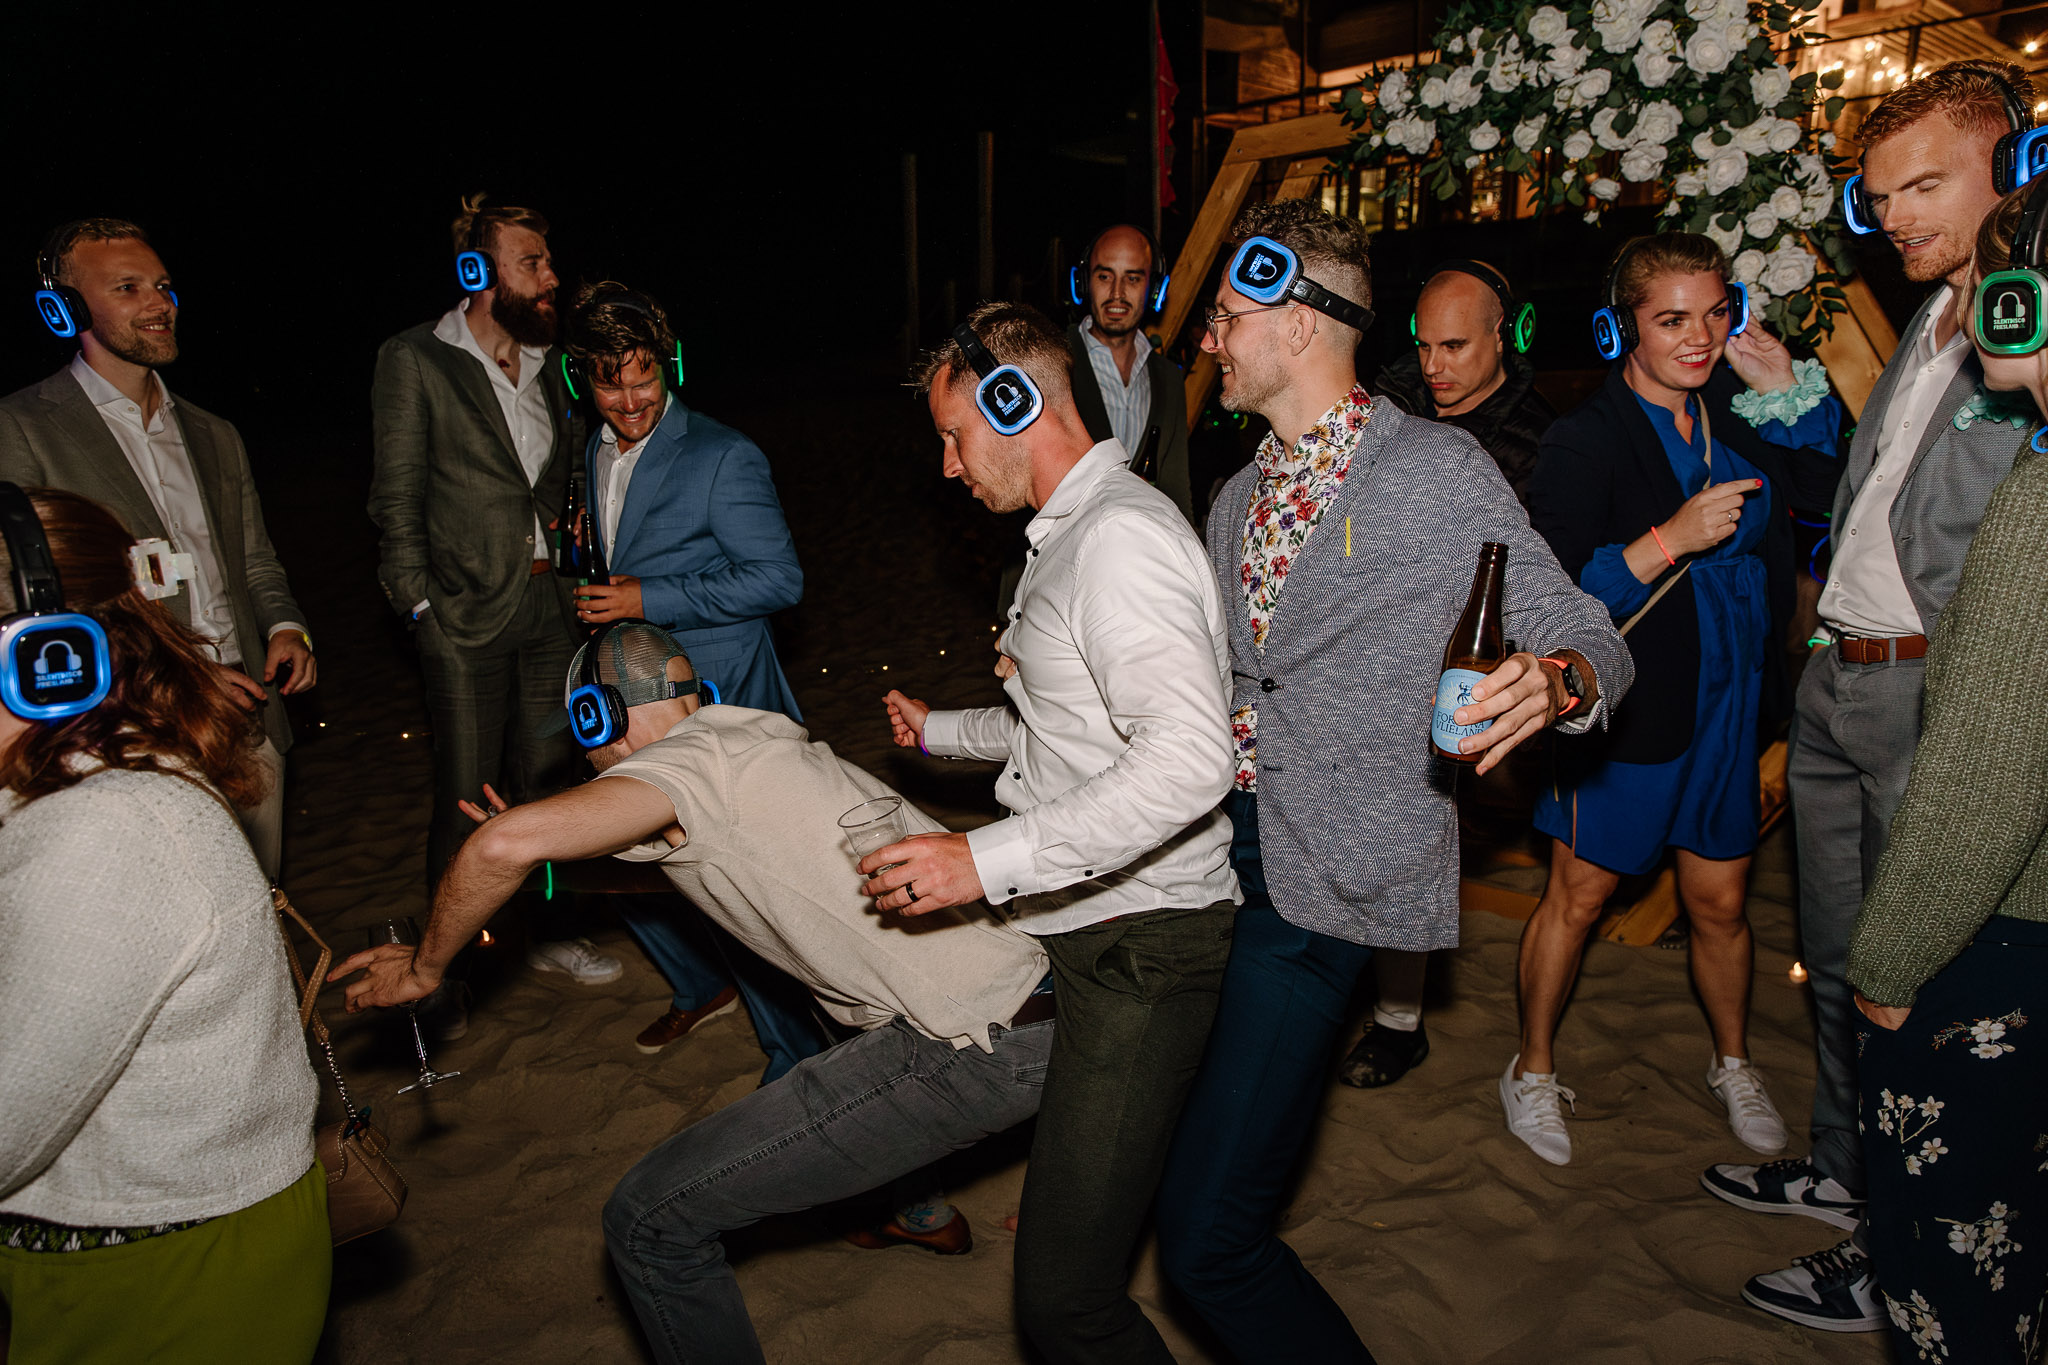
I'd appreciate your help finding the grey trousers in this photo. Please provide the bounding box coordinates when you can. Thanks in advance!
[414,573,583,888]
[603,1016,1053,1365]
[236,736,286,883]
[1786,644,1926,1192]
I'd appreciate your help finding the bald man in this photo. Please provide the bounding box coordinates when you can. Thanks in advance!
[1065,225,1193,523]
[1372,260,1555,502]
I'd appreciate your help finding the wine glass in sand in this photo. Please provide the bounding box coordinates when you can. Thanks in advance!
[839,797,907,873]
[366,918,463,1094]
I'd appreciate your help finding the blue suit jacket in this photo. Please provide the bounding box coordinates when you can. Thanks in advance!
[589,399,803,719]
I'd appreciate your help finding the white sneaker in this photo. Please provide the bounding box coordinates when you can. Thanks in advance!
[1708,1056,1788,1155]
[1500,1054,1575,1165]
[526,937,624,985]
[1741,1237,1887,1332]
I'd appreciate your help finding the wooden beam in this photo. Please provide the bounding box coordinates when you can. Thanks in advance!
[1806,233,1899,423]
[1220,111,1352,165]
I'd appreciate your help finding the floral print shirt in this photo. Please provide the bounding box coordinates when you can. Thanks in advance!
[1232,385,1375,790]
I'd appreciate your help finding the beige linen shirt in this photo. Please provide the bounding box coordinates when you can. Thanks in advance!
[600,707,1047,1052]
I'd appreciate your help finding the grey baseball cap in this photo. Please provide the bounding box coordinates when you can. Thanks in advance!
[539,621,700,735]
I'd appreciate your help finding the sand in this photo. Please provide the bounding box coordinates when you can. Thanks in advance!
[267,394,1887,1364]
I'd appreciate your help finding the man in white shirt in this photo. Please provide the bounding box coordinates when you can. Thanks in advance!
[368,196,621,1014]
[332,622,1055,1365]
[0,218,313,879]
[875,301,1237,1365]
[1701,61,2036,1333]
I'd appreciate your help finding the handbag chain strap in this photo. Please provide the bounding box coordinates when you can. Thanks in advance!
[1619,400,1714,640]
[272,888,365,1131]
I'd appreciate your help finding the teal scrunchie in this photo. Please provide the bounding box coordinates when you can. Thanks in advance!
[1730,358,1831,427]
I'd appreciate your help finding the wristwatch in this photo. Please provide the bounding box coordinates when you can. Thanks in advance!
[1536,656,1586,718]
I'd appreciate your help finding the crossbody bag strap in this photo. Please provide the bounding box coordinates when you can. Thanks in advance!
[271,887,364,1131]
[1620,400,1714,640]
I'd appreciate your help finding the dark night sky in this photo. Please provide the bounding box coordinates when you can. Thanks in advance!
[0,4,1155,444]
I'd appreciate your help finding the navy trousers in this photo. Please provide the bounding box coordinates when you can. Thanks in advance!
[1154,792,1379,1364]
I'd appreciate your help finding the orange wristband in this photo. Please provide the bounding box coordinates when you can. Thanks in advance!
[1649,524,1677,568]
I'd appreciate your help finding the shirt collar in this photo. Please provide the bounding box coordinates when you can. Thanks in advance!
[1080,320,1152,371]
[434,299,547,387]
[1254,384,1374,480]
[1916,284,1966,364]
[1025,440,1127,546]
[69,352,173,418]
[599,393,673,452]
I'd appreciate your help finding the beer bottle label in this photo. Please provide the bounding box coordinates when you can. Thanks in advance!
[1432,667,1494,756]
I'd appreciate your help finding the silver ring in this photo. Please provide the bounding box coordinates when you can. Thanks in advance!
[906,883,920,903]
[1727,510,1737,523]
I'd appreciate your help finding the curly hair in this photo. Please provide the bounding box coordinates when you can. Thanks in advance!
[1227,200,1374,348]
[564,282,678,387]
[1612,233,1730,313]
[39,218,152,286]
[912,301,1074,406]
[1858,59,2035,151]
[1956,184,2035,334]
[1,489,267,806]
[450,192,549,258]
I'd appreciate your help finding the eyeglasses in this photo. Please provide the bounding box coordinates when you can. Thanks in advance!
[1203,302,1292,332]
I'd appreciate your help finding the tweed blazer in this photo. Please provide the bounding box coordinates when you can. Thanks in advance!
[0,368,304,755]
[1838,289,2031,637]
[367,320,578,650]
[1207,400,1633,950]
[1066,324,1194,524]
[587,399,803,719]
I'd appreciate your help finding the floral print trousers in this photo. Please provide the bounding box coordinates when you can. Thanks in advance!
[1858,916,2048,1363]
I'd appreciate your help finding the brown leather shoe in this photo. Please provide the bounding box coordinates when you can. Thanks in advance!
[844,1207,973,1256]
[634,987,740,1055]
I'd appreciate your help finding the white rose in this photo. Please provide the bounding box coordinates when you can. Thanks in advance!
[1544,38,1588,84]
[1745,205,1781,238]
[1685,26,1735,75]
[1766,117,1802,153]
[1684,0,1737,22]
[1386,113,1439,155]
[1489,54,1524,92]
[1591,177,1622,201]
[1592,107,1628,151]
[1692,128,1725,161]
[1663,198,1686,216]
[1621,145,1667,181]
[1706,220,1744,257]
[1469,25,1485,48]
[1448,34,1466,53]
[1528,5,1572,46]
[1379,68,1411,111]
[1633,100,1683,147]
[1446,66,1484,112]
[1635,44,1679,88]
[1465,153,1485,169]
[1468,120,1503,151]
[1769,185,1804,220]
[1704,145,1750,194]
[1421,76,1450,108]
[1563,129,1597,161]
[1592,0,1653,52]
[1732,248,1768,286]
[1575,68,1613,105]
[1722,18,1752,53]
[1585,207,1604,224]
[1672,170,1707,196]
[1820,131,1838,150]
[1513,114,1549,151]
[1732,117,1775,155]
[1750,65,1792,108]
[1761,241,1817,295]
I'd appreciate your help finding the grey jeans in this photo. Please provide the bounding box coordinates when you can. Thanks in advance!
[602,1016,1052,1365]
[1786,644,1925,1192]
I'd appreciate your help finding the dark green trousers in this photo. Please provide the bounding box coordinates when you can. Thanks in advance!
[1013,900,1237,1364]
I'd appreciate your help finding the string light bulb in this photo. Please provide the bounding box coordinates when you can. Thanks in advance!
[2029,39,2041,54]
[1789,961,1810,984]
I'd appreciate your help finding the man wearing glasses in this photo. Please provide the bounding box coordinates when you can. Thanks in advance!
[1149,200,1631,1362]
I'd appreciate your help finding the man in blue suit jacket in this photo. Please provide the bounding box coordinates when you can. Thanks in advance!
[563,283,822,1077]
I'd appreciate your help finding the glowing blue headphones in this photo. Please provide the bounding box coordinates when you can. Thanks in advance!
[1067,226,1170,319]
[33,239,178,339]
[1845,74,2047,235]
[0,482,112,721]
[1590,236,1749,361]
[455,209,496,293]
[560,288,685,401]
[562,622,718,750]
[1224,236,1376,333]
[952,322,1042,436]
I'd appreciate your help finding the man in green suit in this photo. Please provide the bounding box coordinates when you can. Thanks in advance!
[0,218,313,880]
[369,197,621,1016]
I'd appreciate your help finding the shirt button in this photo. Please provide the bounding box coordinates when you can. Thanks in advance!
[1012,771,1021,780]
[1850,528,1858,536]
[1008,888,1019,896]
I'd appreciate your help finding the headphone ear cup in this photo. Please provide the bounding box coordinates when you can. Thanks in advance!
[670,343,685,388]
[559,353,584,402]
[1842,174,1880,236]
[1512,303,1536,354]
[1069,265,1085,309]
[1149,272,1169,317]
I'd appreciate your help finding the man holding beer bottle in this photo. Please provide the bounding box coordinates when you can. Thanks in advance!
[1148,200,1631,1363]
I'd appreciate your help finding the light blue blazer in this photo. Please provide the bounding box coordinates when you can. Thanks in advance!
[588,399,803,718]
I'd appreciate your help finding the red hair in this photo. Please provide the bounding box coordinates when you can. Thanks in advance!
[2,488,267,805]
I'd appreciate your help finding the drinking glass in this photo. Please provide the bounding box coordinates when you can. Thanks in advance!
[366,918,463,1093]
[839,797,907,869]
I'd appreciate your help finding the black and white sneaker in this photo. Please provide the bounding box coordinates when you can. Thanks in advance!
[1741,1238,1886,1332]
[1700,1156,1862,1230]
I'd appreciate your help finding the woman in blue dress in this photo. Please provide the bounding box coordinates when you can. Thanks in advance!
[1501,234,1844,1166]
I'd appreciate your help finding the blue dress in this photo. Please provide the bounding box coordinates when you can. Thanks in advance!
[1532,392,1833,875]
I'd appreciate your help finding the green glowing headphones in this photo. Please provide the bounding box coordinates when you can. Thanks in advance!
[559,286,685,400]
[1410,259,1535,355]
[1975,177,2048,357]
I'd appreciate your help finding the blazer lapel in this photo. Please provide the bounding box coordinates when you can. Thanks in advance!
[38,374,169,538]
[1898,351,1983,489]
[443,349,521,471]
[172,403,237,567]
[612,402,691,564]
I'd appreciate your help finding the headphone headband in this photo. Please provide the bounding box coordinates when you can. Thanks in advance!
[0,483,64,615]
[1415,258,1535,353]
[0,482,114,720]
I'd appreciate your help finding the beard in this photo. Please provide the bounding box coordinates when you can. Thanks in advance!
[1217,357,1282,416]
[102,319,178,369]
[1090,305,1140,339]
[495,284,559,346]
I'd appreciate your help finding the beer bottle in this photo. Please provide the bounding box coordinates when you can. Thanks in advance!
[554,470,610,587]
[1131,425,1163,483]
[1431,542,1506,764]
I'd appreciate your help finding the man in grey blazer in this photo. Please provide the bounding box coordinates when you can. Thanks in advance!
[1702,61,2036,1333]
[1065,224,1193,524]
[0,218,312,879]
[368,196,621,1008]
[1149,200,1631,1363]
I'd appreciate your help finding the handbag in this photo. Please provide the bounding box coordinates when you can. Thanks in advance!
[273,888,410,1245]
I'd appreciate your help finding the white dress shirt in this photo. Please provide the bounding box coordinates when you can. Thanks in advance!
[70,356,305,665]
[1079,321,1155,464]
[433,301,552,554]
[1818,284,1966,638]
[593,394,671,553]
[921,441,1239,935]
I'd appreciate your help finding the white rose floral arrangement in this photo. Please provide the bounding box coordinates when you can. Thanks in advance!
[1341,0,1856,345]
